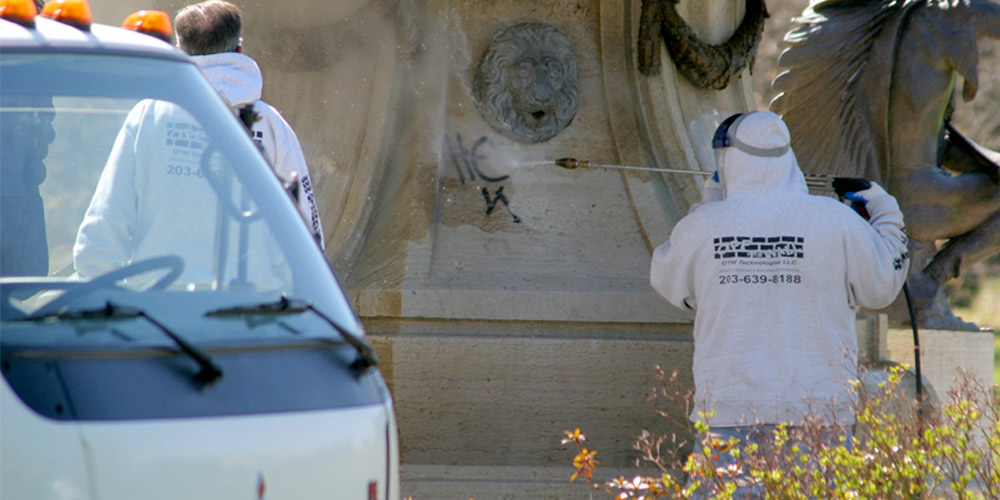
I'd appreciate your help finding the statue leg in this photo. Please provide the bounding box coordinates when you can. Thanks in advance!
[889,167,1000,331]
[893,167,1000,242]
[900,240,983,332]
[925,210,1000,285]
[901,213,1000,332]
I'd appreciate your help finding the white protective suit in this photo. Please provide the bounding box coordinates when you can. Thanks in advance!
[194,52,324,249]
[73,100,288,290]
[649,112,909,427]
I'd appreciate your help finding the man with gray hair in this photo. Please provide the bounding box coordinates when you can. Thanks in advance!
[174,0,324,250]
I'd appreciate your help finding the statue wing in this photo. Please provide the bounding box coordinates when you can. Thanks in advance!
[770,0,909,182]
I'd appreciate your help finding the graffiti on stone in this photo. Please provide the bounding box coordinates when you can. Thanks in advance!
[444,133,520,223]
[446,133,508,184]
[481,186,520,223]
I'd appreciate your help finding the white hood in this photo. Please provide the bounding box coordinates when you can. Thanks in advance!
[716,111,808,197]
[192,52,262,108]
[190,53,326,247]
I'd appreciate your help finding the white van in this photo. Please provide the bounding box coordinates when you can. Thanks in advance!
[0,3,399,499]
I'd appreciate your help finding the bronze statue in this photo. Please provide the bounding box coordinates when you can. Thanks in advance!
[473,22,579,144]
[638,0,769,90]
[771,0,1000,330]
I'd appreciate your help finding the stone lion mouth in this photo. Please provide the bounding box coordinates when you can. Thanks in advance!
[531,110,546,120]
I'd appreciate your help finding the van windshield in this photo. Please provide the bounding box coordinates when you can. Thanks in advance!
[0,53,359,340]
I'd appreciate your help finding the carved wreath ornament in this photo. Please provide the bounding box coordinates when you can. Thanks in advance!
[639,0,769,90]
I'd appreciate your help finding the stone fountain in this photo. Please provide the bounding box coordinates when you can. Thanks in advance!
[90,1,993,498]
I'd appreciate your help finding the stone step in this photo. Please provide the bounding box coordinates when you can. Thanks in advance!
[368,319,697,469]
[369,316,888,469]
[400,465,650,500]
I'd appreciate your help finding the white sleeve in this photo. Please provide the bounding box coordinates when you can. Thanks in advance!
[73,104,144,277]
[649,221,698,311]
[257,104,325,250]
[843,191,910,309]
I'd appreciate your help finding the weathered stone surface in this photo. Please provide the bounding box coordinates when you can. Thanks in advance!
[367,319,695,467]
[886,327,995,401]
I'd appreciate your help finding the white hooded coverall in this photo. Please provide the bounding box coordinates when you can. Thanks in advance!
[73,99,288,290]
[194,52,325,249]
[649,112,910,427]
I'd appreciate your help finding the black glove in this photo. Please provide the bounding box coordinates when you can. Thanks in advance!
[831,177,871,198]
[833,177,879,221]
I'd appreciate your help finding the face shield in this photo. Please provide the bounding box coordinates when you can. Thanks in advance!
[710,111,805,195]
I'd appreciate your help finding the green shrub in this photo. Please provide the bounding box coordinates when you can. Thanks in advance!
[562,365,999,499]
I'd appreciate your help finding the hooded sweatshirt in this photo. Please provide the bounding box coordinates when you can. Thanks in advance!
[74,99,288,290]
[649,111,909,427]
[193,52,324,249]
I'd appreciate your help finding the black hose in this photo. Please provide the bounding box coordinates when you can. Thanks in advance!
[902,283,923,421]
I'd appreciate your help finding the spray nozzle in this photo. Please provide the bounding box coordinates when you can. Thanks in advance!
[555,158,588,169]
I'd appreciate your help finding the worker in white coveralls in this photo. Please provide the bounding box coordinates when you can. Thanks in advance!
[649,111,910,497]
[72,94,289,290]
[73,1,323,290]
[175,0,324,248]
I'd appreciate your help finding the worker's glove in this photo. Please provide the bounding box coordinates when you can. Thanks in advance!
[831,177,871,199]
[844,184,887,204]
[836,179,891,221]
[701,171,723,203]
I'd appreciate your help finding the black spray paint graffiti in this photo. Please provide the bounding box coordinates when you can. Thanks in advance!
[445,133,521,223]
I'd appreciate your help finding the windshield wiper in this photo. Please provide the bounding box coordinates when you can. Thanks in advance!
[16,301,223,388]
[205,295,378,374]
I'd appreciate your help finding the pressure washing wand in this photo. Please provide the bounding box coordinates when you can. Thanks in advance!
[555,157,716,176]
[555,157,848,193]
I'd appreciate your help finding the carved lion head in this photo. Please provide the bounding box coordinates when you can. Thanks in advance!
[473,23,579,144]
